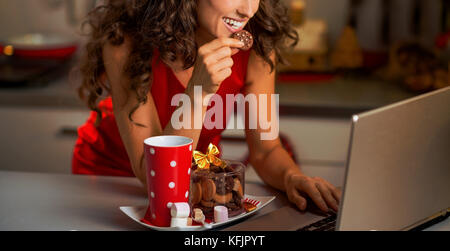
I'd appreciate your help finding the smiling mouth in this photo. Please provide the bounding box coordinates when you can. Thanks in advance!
[222,17,245,31]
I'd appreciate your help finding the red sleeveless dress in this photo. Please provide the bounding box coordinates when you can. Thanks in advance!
[72,49,252,176]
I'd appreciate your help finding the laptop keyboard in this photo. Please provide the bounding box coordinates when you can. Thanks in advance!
[297,213,337,231]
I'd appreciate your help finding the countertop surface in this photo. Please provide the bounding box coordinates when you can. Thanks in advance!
[0,69,417,117]
[0,170,286,231]
[0,170,448,231]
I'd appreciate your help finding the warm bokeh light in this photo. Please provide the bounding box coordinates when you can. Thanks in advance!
[3,45,14,56]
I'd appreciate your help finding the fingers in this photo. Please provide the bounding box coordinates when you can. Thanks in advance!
[212,67,232,85]
[198,45,235,87]
[201,37,245,54]
[315,182,339,212]
[323,179,342,203]
[288,189,308,211]
[296,178,329,213]
[210,57,234,73]
[203,46,233,65]
[289,175,343,213]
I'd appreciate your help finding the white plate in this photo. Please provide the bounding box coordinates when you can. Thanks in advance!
[120,194,275,231]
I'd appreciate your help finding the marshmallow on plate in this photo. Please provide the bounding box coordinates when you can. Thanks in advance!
[170,217,188,227]
[214,206,229,223]
[170,202,190,218]
[170,202,191,227]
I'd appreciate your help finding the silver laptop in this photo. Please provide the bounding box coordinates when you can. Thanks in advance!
[225,86,450,231]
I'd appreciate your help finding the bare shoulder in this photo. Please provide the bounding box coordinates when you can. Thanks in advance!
[246,49,276,85]
[102,36,136,108]
[102,36,133,70]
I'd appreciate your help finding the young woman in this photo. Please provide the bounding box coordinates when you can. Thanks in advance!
[73,0,341,213]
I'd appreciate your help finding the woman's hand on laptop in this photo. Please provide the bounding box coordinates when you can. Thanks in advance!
[285,173,341,213]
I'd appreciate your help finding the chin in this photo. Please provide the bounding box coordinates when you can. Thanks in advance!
[207,28,231,39]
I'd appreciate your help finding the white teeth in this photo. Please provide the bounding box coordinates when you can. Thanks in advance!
[223,18,243,28]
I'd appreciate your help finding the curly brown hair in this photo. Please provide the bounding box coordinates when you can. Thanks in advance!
[78,0,298,126]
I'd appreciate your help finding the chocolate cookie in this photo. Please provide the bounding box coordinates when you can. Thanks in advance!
[190,182,202,205]
[210,165,224,173]
[200,200,215,208]
[232,178,243,198]
[213,175,234,195]
[213,192,233,204]
[213,175,226,195]
[232,191,243,206]
[201,179,216,201]
[228,207,245,218]
[192,169,208,182]
[226,201,238,210]
[224,165,234,173]
[225,176,234,191]
[232,30,253,51]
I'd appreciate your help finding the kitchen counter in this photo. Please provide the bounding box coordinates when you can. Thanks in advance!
[0,170,285,231]
[0,68,417,118]
[0,170,448,231]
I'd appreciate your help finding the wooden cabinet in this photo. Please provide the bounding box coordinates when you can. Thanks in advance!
[0,107,90,174]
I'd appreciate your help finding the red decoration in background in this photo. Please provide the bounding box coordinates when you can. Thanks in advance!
[0,45,77,59]
[435,32,450,49]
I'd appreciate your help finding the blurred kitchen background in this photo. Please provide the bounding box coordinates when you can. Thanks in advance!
[0,0,448,187]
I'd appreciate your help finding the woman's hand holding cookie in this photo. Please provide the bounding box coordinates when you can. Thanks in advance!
[189,37,245,94]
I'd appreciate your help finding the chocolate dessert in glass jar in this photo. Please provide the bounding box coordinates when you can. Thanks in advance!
[189,160,245,221]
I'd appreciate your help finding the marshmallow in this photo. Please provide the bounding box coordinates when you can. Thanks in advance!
[170,202,190,218]
[214,206,229,223]
[170,217,188,227]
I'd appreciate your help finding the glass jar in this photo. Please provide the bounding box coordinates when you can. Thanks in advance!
[189,160,245,220]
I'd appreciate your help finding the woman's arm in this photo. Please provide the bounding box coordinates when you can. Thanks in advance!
[103,39,162,186]
[242,50,341,212]
[103,37,244,187]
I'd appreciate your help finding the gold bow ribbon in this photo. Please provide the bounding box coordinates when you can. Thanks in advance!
[193,143,225,170]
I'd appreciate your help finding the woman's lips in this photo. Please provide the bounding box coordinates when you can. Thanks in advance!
[222,17,246,33]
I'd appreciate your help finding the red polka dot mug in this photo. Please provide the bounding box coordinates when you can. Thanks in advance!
[142,136,193,227]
